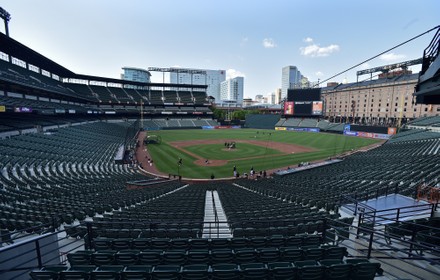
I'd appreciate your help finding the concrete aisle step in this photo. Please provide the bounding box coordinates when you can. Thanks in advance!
[202,190,232,238]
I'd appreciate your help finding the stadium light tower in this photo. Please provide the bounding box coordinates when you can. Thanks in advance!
[0,7,11,37]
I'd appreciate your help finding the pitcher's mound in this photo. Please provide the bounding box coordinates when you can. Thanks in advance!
[222,148,238,152]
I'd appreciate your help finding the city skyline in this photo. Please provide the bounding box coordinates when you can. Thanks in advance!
[1,0,439,99]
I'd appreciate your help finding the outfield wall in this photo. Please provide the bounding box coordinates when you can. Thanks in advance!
[275,125,393,140]
[244,114,280,129]
[275,127,320,132]
[202,125,241,130]
[343,131,392,140]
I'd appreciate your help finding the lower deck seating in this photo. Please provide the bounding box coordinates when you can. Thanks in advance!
[90,235,327,252]
[31,257,382,280]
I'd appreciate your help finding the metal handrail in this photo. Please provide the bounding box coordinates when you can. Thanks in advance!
[421,26,440,74]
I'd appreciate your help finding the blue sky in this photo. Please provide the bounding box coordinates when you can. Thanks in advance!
[1,0,439,99]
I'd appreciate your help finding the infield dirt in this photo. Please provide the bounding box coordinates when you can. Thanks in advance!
[169,139,315,166]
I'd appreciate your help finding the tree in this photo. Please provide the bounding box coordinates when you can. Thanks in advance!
[232,109,261,120]
[211,107,226,120]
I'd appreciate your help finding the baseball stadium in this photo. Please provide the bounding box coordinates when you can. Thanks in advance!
[0,6,440,280]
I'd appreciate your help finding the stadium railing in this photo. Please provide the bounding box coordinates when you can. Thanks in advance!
[2,214,439,280]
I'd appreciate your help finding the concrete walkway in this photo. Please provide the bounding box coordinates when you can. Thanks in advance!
[202,190,232,238]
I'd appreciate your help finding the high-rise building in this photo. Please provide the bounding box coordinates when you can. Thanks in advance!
[220,76,244,104]
[266,92,276,104]
[168,68,226,101]
[281,65,303,99]
[255,94,264,103]
[121,67,151,83]
[274,88,282,104]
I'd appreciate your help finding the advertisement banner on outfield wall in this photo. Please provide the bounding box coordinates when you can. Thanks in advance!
[357,132,374,138]
[344,130,391,139]
[275,127,287,131]
[344,131,358,136]
[202,126,215,130]
[214,125,241,129]
[286,127,320,133]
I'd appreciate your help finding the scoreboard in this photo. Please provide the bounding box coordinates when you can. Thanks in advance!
[284,88,322,116]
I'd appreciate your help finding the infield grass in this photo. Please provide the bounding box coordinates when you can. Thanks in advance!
[146,129,381,179]
[184,143,283,160]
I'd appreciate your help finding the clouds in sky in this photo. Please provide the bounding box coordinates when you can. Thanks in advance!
[379,52,406,62]
[300,37,340,57]
[358,63,370,70]
[262,38,277,48]
[226,69,245,79]
[315,71,324,77]
[240,37,249,47]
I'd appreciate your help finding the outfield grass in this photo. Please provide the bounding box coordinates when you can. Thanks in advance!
[146,129,381,179]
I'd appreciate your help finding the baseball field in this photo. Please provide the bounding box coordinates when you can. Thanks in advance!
[145,129,381,179]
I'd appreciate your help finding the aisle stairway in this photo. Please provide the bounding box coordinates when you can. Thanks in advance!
[202,190,232,238]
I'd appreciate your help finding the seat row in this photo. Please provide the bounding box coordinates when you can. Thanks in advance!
[93,227,202,239]
[233,221,325,238]
[92,235,323,251]
[31,258,383,280]
[67,246,347,266]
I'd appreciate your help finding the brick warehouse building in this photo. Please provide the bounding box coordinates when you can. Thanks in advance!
[322,71,440,126]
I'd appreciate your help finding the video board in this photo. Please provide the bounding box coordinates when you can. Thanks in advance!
[284,88,322,116]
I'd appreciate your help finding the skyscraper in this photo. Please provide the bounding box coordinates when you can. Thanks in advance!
[281,66,303,100]
[168,68,226,101]
[274,88,282,104]
[220,76,244,104]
